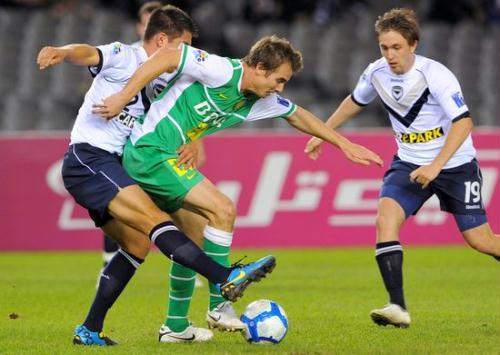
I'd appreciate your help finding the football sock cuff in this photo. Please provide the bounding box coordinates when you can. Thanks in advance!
[204,225,233,247]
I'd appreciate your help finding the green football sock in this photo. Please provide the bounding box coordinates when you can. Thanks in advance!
[165,261,196,332]
[204,237,230,311]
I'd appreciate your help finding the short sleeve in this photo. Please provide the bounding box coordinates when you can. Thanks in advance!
[88,42,127,77]
[351,63,378,106]
[244,94,297,122]
[179,44,234,88]
[428,63,469,122]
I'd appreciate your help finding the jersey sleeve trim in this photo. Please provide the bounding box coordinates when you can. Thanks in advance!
[452,111,470,123]
[152,46,188,103]
[282,103,297,118]
[350,93,368,107]
[87,48,103,78]
[176,44,189,77]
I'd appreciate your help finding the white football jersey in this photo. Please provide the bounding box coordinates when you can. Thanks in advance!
[70,42,175,155]
[352,55,475,168]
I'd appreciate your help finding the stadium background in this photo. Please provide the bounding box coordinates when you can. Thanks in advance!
[0,0,499,250]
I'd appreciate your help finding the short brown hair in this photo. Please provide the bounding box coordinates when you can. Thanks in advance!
[138,1,162,21]
[143,5,198,42]
[375,8,420,45]
[243,35,303,74]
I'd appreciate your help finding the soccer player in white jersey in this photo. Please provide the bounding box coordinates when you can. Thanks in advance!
[305,8,500,328]
[102,0,206,291]
[94,35,383,340]
[100,1,163,276]
[37,6,277,346]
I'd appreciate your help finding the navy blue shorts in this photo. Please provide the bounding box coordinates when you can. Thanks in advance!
[62,143,136,227]
[380,156,486,218]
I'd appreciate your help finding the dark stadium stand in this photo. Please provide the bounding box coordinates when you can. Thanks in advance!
[1,1,499,131]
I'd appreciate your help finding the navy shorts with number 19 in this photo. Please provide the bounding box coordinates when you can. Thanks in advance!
[61,143,136,227]
[380,156,486,219]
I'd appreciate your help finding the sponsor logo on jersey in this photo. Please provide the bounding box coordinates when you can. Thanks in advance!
[390,78,404,82]
[112,43,122,54]
[194,49,208,62]
[233,99,246,111]
[116,111,136,128]
[452,91,465,108]
[277,95,290,107]
[391,85,403,101]
[395,126,444,144]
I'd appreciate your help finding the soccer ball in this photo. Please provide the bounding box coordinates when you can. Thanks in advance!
[240,299,288,344]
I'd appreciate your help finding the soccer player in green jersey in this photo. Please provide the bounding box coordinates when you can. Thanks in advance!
[95,35,383,341]
[39,6,278,345]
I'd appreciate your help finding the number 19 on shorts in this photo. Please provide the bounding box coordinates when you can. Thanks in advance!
[464,181,481,203]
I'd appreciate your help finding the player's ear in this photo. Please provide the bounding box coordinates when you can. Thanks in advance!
[156,32,168,48]
[410,40,418,54]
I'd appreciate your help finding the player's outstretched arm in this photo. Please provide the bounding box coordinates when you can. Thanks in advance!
[94,47,182,119]
[305,95,363,160]
[288,106,383,167]
[37,44,100,70]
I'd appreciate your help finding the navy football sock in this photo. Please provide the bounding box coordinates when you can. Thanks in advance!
[83,249,143,332]
[102,234,119,266]
[375,241,406,310]
[150,221,230,284]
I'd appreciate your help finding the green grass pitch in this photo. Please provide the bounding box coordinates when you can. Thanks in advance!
[1,247,499,354]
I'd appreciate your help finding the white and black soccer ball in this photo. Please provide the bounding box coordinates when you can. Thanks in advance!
[240,299,288,344]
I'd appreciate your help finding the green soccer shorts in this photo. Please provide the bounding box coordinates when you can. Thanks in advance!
[122,141,204,213]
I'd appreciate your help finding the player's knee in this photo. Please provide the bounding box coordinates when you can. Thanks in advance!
[375,212,392,232]
[467,238,487,254]
[214,196,236,225]
[465,234,493,255]
[121,236,151,259]
[137,209,171,234]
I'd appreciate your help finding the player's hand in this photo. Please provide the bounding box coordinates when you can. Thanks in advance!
[304,137,324,160]
[92,93,129,120]
[177,141,202,169]
[37,46,67,70]
[409,164,441,189]
[341,142,384,167]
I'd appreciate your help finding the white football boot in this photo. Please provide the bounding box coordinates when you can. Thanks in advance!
[158,324,213,343]
[370,303,411,328]
[206,301,245,331]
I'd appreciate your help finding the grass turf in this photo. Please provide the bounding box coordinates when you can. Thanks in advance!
[1,247,499,354]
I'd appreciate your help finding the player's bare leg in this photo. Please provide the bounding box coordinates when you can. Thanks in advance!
[461,223,500,260]
[371,197,411,328]
[181,178,237,232]
[162,181,250,335]
[107,184,169,235]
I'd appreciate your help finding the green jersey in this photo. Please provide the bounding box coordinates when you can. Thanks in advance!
[123,44,297,212]
[129,43,297,152]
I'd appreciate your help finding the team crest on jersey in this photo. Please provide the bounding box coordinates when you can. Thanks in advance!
[112,43,122,54]
[452,91,465,108]
[194,49,208,62]
[391,86,403,101]
[277,95,290,107]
